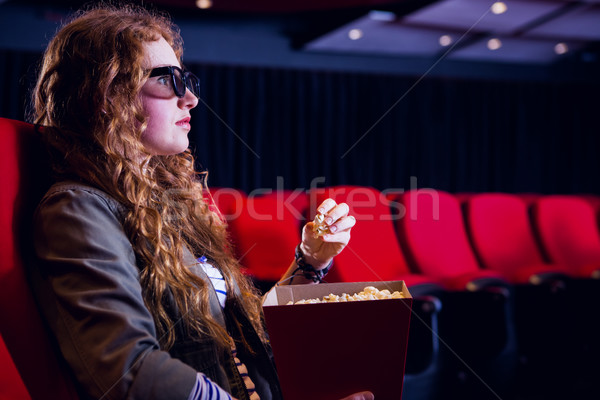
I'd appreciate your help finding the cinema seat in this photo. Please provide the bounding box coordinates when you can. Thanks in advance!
[394,190,509,290]
[207,187,247,222]
[464,193,572,398]
[310,185,447,400]
[0,118,79,399]
[309,186,441,289]
[531,195,600,384]
[258,189,309,221]
[579,194,600,216]
[532,195,600,279]
[394,189,517,400]
[464,193,569,284]
[225,191,307,291]
[0,332,30,400]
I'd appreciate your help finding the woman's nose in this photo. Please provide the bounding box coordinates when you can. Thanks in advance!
[180,88,199,109]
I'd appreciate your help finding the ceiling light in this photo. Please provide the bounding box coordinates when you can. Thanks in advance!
[348,29,363,40]
[491,2,507,15]
[554,43,569,55]
[487,38,502,50]
[368,10,396,22]
[196,0,212,9]
[439,35,453,47]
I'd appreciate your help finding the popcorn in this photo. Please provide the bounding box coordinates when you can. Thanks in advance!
[312,213,330,237]
[287,286,404,305]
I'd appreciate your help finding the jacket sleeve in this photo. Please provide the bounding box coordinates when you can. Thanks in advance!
[31,186,197,400]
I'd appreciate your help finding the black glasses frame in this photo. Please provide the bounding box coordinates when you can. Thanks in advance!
[148,66,200,98]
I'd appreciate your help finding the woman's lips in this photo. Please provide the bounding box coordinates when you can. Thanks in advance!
[176,117,191,129]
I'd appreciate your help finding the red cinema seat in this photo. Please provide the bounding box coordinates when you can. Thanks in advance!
[0,118,79,399]
[394,189,518,399]
[464,193,574,396]
[464,193,569,284]
[310,185,445,399]
[207,187,247,222]
[0,332,31,400]
[226,191,307,285]
[453,192,477,204]
[579,194,600,213]
[256,189,309,221]
[532,195,600,279]
[516,193,541,206]
[309,185,442,290]
[394,190,508,290]
[532,196,600,398]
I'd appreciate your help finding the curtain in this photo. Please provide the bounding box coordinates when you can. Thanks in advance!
[189,63,600,194]
[0,50,40,123]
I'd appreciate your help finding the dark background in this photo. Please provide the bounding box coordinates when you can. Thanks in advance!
[1,1,599,195]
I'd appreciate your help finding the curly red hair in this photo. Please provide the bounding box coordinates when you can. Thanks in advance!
[32,4,265,350]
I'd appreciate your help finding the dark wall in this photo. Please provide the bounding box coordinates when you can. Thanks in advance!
[188,63,600,194]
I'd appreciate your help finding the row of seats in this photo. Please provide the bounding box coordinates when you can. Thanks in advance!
[209,186,600,400]
[209,186,600,285]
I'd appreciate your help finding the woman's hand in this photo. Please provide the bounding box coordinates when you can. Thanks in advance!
[299,198,356,270]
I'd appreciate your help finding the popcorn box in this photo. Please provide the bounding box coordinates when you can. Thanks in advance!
[263,281,412,400]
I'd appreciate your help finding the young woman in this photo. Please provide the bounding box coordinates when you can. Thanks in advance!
[29,4,367,400]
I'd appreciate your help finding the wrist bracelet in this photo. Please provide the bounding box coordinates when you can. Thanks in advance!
[292,244,332,283]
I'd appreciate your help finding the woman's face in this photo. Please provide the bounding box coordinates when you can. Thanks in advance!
[139,37,198,155]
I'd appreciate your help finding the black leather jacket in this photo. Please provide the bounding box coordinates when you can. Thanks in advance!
[29,182,282,400]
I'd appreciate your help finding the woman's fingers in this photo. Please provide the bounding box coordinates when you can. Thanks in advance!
[322,231,351,247]
[316,199,350,226]
[338,391,374,400]
[327,215,356,234]
[316,198,337,215]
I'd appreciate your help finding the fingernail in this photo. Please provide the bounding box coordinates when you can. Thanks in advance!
[329,225,337,233]
[317,208,325,214]
[325,217,333,225]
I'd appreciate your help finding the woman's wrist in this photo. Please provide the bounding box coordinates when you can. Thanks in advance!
[292,244,332,283]
[298,243,330,271]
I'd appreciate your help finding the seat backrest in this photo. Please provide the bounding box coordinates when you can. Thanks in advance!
[254,189,309,221]
[577,194,600,229]
[309,185,411,282]
[395,190,482,281]
[0,118,79,399]
[579,194,600,212]
[464,193,545,277]
[515,193,541,206]
[532,195,600,269]
[0,331,31,400]
[206,187,247,222]
[226,191,306,282]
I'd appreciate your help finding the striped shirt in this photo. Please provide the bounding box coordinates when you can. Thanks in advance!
[187,374,233,400]
[187,257,260,400]
[199,256,227,308]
